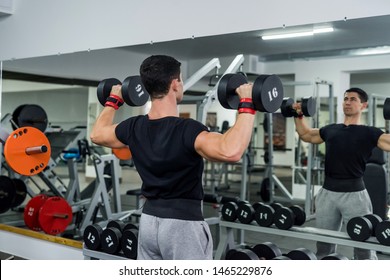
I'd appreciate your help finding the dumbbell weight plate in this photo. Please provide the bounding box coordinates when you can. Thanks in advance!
[225,249,238,260]
[280,97,295,118]
[290,205,306,226]
[121,76,149,106]
[227,248,259,260]
[286,248,317,260]
[101,227,122,254]
[221,201,238,222]
[237,203,255,224]
[274,207,295,230]
[375,220,390,246]
[83,224,104,251]
[97,78,122,106]
[254,203,275,227]
[252,75,284,113]
[217,73,248,110]
[347,216,373,241]
[107,220,126,232]
[301,97,316,117]
[321,253,349,260]
[121,228,139,259]
[364,214,382,236]
[123,222,139,231]
[383,98,390,120]
[251,242,282,260]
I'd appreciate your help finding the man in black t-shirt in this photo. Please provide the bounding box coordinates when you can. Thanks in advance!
[91,55,256,259]
[293,87,390,259]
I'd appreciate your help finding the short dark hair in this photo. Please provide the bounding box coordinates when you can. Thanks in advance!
[139,55,181,99]
[345,87,368,103]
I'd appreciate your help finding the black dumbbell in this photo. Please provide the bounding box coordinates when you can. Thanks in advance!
[321,253,349,260]
[253,202,283,227]
[347,214,383,242]
[286,248,317,260]
[221,200,249,222]
[83,223,104,251]
[217,73,284,113]
[280,96,316,118]
[375,220,390,246]
[273,205,306,230]
[236,202,264,224]
[97,76,149,107]
[84,219,139,257]
[121,226,139,259]
[225,248,259,260]
[250,242,282,260]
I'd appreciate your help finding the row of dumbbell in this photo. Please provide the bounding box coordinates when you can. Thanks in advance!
[221,201,306,230]
[225,241,348,260]
[347,214,390,246]
[83,219,139,259]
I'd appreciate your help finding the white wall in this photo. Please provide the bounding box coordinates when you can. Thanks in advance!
[1,0,390,60]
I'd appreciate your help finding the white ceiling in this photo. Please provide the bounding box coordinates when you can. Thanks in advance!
[118,14,390,62]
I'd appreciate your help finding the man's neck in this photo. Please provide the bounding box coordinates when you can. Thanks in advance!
[344,114,362,126]
[147,94,179,119]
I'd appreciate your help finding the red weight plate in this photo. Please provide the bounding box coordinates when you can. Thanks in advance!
[38,196,73,235]
[24,194,49,231]
[4,127,51,176]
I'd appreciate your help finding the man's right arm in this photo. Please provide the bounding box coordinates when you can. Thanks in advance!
[294,117,323,144]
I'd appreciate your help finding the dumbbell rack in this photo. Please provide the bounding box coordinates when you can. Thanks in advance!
[214,220,390,260]
[82,244,129,260]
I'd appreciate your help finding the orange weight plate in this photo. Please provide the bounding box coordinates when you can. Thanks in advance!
[24,194,49,231]
[112,147,132,160]
[38,196,73,235]
[4,127,51,176]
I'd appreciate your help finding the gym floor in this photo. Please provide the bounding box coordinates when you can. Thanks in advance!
[0,163,389,260]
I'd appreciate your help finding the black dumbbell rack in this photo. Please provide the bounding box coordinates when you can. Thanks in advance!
[214,221,390,260]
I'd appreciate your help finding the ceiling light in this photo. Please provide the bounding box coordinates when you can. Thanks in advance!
[352,46,390,56]
[262,27,334,40]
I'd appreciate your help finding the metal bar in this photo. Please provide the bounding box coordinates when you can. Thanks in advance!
[218,221,390,254]
[183,58,221,92]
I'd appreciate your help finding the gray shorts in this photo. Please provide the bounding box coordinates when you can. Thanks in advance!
[137,213,213,260]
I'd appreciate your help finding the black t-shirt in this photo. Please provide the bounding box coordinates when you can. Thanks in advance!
[115,115,208,200]
[319,124,384,179]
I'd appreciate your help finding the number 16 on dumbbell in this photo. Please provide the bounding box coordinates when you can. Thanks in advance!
[217,73,284,113]
[97,76,149,107]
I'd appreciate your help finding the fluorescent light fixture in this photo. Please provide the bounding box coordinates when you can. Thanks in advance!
[352,46,390,56]
[262,27,334,40]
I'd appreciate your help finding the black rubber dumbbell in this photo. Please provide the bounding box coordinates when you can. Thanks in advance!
[347,214,383,242]
[281,96,316,118]
[250,242,282,260]
[254,202,283,227]
[273,205,306,230]
[236,202,264,224]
